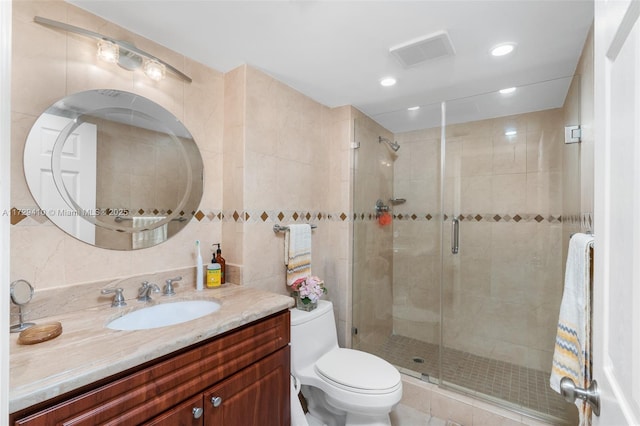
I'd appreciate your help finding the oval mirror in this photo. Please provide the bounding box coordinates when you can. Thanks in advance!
[23,90,204,250]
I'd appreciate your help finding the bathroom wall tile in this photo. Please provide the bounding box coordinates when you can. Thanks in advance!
[242,222,286,286]
[431,389,473,426]
[491,174,526,213]
[460,136,493,177]
[472,407,524,426]
[10,225,68,289]
[223,65,246,129]
[11,112,38,207]
[493,137,527,175]
[183,58,224,154]
[12,0,67,116]
[244,151,279,209]
[460,175,492,213]
[444,138,462,179]
[390,404,431,425]
[525,171,562,215]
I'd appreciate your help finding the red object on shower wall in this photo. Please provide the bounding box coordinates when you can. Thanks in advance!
[378,212,392,226]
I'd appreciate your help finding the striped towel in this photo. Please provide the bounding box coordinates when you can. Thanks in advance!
[132,217,167,249]
[550,233,594,425]
[285,224,311,286]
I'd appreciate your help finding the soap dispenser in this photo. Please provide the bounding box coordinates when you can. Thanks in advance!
[215,243,226,284]
[206,251,221,288]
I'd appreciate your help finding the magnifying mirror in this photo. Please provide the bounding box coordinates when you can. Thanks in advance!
[10,279,35,333]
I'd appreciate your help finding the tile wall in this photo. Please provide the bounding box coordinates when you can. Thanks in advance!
[223,64,353,344]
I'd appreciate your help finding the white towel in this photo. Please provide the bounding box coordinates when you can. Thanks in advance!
[550,232,594,425]
[132,217,167,249]
[285,224,311,286]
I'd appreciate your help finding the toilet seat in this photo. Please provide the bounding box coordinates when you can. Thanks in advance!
[315,348,401,395]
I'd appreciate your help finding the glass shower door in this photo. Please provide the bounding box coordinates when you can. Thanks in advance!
[440,85,578,424]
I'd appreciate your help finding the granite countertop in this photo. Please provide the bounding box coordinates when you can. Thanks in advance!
[9,284,294,414]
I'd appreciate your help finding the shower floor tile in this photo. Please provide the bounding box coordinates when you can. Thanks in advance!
[358,334,577,425]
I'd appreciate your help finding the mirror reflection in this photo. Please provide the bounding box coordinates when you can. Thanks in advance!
[24,90,204,250]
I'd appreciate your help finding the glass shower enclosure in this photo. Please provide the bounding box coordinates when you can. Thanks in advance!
[351,77,581,424]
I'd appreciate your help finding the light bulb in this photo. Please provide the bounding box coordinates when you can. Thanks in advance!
[97,40,119,64]
[143,59,166,81]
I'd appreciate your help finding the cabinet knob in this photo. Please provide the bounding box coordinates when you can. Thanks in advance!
[192,407,203,419]
[211,396,222,407]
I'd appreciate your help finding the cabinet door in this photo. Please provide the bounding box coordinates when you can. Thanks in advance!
[204,347,290,426]
[144,394,204,426]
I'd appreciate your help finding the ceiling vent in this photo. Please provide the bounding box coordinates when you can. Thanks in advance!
[390,30,455,68]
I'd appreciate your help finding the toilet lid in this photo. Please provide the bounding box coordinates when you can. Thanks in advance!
[315,348,400,392]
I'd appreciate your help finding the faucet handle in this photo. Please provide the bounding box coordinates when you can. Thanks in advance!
[101,287,126,307]
[163,276,182,296]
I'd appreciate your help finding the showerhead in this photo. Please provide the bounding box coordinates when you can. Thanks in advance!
[379,136,400,152]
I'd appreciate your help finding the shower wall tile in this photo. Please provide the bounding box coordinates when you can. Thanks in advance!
[491,174,527,213]
[493,135,527,175]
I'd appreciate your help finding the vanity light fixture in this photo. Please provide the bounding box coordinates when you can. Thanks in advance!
[380,77,397,87]
[34,16,192,83]
[499,87,517,95]
[407,106,421,111]
[490,42,516,57]
[504,129,518,136]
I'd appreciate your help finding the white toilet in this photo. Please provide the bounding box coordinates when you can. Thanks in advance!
[290,300,402,426]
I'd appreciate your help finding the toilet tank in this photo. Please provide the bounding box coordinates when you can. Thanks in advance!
[290,300,339,375]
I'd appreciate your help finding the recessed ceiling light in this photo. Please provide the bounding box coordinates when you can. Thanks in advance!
[499,87,516,95]
[380,77,397,87]
[407,106,420,111]
[491,42,516,57]
[505,130,517,136]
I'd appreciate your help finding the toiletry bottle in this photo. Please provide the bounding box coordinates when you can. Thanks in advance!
[196,240,204,291]
[207,252,221,288]
[215,244,226,284]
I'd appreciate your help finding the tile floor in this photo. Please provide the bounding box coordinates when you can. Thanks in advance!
[358,334,577,425]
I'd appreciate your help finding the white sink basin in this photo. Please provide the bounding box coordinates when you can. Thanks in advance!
[107,300,221,331]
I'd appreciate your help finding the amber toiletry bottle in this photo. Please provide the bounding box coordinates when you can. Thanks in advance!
[215,244,226,284]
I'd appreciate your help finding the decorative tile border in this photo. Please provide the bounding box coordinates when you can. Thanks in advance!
[9,206,569,226]
[353,212,562,223]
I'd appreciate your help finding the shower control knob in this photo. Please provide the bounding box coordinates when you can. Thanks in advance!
[192,407,203,418]
[211,396,222,407]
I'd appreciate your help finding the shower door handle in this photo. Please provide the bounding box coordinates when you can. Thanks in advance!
[451,218,459,254]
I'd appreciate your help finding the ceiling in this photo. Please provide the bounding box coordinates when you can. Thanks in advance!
[67,0,594,133]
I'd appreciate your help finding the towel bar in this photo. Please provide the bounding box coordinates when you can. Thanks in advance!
[273,223,317,233]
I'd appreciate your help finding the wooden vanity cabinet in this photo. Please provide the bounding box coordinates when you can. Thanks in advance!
[10,310,291,426]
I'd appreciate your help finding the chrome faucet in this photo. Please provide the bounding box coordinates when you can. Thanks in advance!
[163,276,182,296]
[101,287,126,307]
[137,281,160,302]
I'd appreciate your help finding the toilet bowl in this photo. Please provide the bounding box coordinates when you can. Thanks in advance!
[290,300,402,426]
